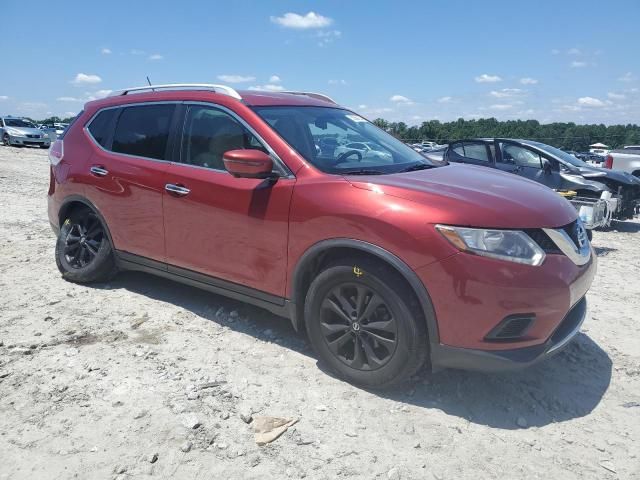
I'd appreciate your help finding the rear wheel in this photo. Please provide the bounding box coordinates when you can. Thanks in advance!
[55,208,117,283]
[304,258,428,388]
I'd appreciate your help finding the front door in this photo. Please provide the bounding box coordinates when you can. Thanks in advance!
[163,104,295,298]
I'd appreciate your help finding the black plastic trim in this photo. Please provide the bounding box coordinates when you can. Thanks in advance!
[290,238,440,345]
[115,251,291,319]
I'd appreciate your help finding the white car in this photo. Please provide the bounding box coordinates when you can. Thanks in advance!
[334,142,392,161]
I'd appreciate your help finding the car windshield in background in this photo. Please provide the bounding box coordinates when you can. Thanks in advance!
[252,106,439,174]
[5,119,35,128]
[527,141,591,168]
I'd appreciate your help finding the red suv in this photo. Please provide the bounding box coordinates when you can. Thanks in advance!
[48,84,596,387]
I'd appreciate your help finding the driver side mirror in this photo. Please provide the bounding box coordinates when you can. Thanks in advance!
[223,150,275,179]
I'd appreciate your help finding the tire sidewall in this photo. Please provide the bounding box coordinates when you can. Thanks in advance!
[55,213,115,283]
[305,264,425,388]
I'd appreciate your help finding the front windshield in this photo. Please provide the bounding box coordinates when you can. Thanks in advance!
[4,118,35,128]
[528,141,590,168]
[252,106,438,174]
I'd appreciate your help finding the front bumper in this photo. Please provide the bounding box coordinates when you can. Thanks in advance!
[8,135,50,147]
[430,297,587,371]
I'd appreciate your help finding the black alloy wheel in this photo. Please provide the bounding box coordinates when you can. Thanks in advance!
[319,283,399,370]
[62,214,105,269]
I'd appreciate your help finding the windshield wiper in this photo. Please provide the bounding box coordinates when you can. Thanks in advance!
[399,162,434,173]
[340,169,386,175]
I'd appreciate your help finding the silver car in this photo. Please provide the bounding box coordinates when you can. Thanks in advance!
[1,117,51,148]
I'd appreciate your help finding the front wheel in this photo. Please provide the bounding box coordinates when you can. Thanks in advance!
[55,208,118,283]
[304,259,428,388]
[3,134,11,146]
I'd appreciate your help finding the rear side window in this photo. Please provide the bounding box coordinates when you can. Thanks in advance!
[112,104,175,160]
[87,109,116,147]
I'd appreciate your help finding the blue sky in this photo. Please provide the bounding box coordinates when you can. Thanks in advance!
[2,0,638,124]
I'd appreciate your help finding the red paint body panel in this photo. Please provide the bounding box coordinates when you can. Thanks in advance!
[415,250,596,350]
[163,163,294,295]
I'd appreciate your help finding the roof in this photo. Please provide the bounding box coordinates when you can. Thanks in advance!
[237,90,338,107]
[589,142,609,148]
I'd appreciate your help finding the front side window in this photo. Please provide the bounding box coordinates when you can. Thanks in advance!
[181,105,267,170]
[252,106,438,174]
[500,144,542,168]
[112,104,175,160]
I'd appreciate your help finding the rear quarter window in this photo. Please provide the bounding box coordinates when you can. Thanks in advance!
[111,104,175,160]
[58,111,83,140]
[87,109,116,147]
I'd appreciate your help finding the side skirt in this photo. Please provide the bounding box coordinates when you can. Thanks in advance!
[115,251,294,320]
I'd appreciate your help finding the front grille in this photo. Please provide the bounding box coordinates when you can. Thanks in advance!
[26,134,40,139]
[525,220,580,254]
[485,314,535,341]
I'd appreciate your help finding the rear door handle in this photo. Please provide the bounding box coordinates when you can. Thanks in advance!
[90,166,108,177]
[165,183,191,196]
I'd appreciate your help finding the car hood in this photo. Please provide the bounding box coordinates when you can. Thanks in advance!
[345,164,578,229]
[575,165,640,185]
[6,126,43,136]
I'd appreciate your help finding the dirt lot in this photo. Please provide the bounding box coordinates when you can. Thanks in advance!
[0,146,638,480]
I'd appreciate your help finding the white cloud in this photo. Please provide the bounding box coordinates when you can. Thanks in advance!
[475,74,502,83]
[328,79,348,85]
[490,88,523,98]
[148,54,163,61]
[389,95,413,104]
[57,96,82,102]
[101,48,112,55]
[607,92,625,100]
[269,75,281,83]
[437,96,453,103]
[619,72,634,82]
[270,11,333,29]
[520,77,538,85]
[130,49,145,55]
[570,61,588,68]
[217,74,256,83]
[489,104,513,110]
[248,84,286,92]
[357,104,367,109]
[0,95,8,100]
[577,96,606,107]
[567,47,582,55]
[71,73,102,85]
[316,29,341,46]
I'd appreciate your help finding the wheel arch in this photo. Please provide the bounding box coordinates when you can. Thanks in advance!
[289,238,440,347]
[58,195,115,248]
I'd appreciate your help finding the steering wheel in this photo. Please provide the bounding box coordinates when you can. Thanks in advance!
[335,150,363,165]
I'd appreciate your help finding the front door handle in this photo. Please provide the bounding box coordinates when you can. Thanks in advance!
[90,166,108,177]
[165,183,191,196]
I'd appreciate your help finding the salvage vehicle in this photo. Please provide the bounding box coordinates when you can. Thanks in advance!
[425,138,640,223]
[1,116,51,148]
[47,84,596,387]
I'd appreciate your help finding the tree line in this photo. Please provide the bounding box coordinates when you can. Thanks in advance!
[372,117,640,151]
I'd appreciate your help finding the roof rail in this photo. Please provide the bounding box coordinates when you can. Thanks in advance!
[280,91,337,105]
[109,84,242,100]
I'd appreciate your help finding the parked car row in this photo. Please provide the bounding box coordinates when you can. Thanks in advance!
[0,116,51,148]
[424,138,640,228]
[47,84,598,388]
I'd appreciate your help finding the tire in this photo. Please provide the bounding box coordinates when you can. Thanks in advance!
[40,145,50,149]
[55,208,118,283]
[3,134,11,146]
[304,258,428,388]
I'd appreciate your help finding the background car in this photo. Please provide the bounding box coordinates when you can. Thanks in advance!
[427,138,640,220]
[334,141,393,162]
[1,117,51,148]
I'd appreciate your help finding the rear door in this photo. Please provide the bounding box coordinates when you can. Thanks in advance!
[162,103,295,298]
[446,141,493,167]
[84,102,178,263]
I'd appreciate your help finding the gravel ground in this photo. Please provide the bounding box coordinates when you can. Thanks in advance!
[0,146,639,480]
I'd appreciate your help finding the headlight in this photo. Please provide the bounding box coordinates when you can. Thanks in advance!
[435,225,546,266]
